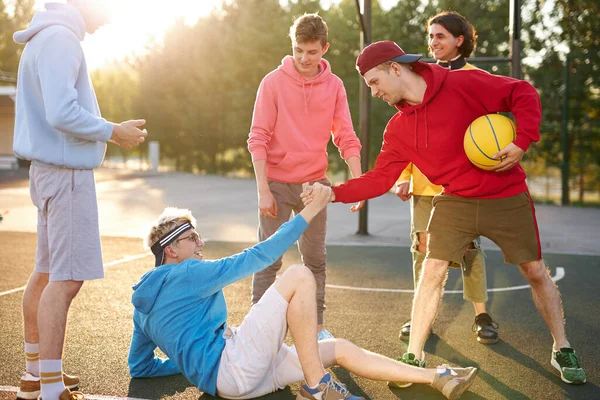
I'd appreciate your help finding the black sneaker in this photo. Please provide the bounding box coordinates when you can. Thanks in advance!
[472,313,499,344]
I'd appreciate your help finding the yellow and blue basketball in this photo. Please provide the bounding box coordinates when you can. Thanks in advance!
[464,114,516,170]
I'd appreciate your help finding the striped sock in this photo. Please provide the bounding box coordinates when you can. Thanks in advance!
[40,359,65,400]
[24,342,40,376]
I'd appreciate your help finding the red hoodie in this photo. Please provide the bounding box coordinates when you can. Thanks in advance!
[332,62,541,202]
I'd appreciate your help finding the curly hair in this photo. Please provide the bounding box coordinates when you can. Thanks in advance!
[145,207,196,249]
[427,11,478,58]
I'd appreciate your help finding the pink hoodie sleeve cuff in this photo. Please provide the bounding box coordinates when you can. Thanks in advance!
[341,146,362,160]
[250,148,268,162]
[513,134,532,152]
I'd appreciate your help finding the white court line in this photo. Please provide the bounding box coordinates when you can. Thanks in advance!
[0,252,152,298]
[326,267,565,294]
[0,386,149,400]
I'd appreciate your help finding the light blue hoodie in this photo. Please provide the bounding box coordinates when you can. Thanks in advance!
[128,215,309,396]
[13,2,113,169]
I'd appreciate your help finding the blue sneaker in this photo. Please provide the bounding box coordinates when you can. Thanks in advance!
[297,372,364,400]
[318,329,334,341]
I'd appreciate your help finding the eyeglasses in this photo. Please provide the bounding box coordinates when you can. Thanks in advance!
[175,231,201,244]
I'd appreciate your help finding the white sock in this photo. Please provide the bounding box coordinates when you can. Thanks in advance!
[553,341,571,351]
[24,342,40,377]
[40,359,65,400]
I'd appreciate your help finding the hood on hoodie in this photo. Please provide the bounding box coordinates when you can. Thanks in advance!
[277,55,333,85]
[13,2,86,44]
[395,62,448,114]
[277,56,333,113]
[394,62,449,150]
[131,266,174,314]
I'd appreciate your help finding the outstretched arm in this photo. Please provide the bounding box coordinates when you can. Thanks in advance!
[186,184,333,297]
[345,155,365,212]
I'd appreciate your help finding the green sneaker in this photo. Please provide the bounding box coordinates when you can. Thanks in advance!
[387,352,426,389]
[551,347,586,384]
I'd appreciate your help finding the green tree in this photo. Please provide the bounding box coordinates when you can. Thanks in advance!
[523,0,599,203]
[0,0,35,80]
[91,60,141,161]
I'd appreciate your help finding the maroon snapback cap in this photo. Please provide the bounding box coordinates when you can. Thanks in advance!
[356,41,422,76]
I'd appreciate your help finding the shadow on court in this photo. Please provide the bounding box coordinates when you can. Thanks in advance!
[1,233,599,400]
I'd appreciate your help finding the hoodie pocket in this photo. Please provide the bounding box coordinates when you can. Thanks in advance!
[270,151,328,177]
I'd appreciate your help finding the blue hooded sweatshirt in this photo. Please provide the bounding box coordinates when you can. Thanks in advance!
[13,2,113,169]
[128,214,309,396]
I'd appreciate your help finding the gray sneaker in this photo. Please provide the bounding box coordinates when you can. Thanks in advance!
[430,364,478,400]
[297,372,364,400]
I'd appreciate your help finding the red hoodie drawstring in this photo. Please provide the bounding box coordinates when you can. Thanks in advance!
[413,110,418,150]
[413,108,430,150]
[425,107,429,148]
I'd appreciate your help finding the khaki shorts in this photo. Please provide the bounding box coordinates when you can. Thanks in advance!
[216,285,303,399]
[427,192,541,266]
[29,164,104,281]
[411,195,435,234]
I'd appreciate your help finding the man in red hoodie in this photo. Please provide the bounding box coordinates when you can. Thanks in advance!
[302,41,585,385]
[247,13,363,340]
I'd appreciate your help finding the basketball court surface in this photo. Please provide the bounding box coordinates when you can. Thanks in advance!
[1,171,599,400]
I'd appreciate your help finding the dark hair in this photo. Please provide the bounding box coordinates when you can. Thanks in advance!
[427,11,477,58]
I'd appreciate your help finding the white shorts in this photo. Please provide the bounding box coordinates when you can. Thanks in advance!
[29,163,104,281]
[216,285,304,399]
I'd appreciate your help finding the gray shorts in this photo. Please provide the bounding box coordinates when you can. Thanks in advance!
[29,163,104,281]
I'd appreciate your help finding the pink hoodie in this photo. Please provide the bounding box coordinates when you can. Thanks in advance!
[248,56,362,183]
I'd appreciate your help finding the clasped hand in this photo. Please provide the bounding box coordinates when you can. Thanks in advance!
[301,182,333,207]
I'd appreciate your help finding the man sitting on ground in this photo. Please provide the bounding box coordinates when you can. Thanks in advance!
[127,183,478,400]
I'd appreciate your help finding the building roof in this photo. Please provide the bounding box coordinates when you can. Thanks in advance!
[0,86,16,96]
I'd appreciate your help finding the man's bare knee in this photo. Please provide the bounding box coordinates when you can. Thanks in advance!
[30,272,49,286]
[416,231,428,254]
[519,259,550,285]
[331,338,353,365]
[319,338,339,367]
[276,264,315,300]
[283,264,314,284]
[421,258,450,284]
[58,280,84,299]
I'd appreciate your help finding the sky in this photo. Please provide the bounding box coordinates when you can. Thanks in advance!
[30,0,398,70]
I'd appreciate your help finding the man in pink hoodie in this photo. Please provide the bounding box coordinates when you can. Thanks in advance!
[247,13,363,339]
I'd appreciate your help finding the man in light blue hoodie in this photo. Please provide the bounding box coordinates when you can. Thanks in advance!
[128,183,479,400]
[13,1,147,399]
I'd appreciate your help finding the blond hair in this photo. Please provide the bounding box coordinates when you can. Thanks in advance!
[289,13,328,47]
[145,207,196,249]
